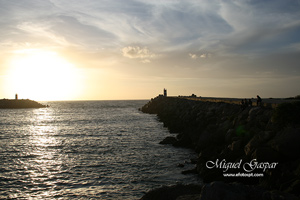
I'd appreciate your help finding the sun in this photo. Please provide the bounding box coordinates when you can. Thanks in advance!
[6,49,82,101]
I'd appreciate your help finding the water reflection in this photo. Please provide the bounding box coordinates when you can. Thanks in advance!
[19,108,65,199]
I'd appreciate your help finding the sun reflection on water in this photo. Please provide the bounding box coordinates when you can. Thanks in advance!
[18,108,67,199]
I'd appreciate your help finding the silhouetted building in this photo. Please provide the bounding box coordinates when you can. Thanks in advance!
[15,94,18,100]
[164,88,167,97]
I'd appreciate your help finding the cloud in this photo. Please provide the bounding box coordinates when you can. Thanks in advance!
[122,46,157,63]
[142,59,151,64]
[17,21,70,46]
[217,0,300,55]
[189,53,212,59]
[189,53,198,59]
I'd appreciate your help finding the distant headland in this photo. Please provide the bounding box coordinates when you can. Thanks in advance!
[0,94,47,109]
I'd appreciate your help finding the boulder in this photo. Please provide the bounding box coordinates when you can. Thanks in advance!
[176,194,200,200]
[284,179,300,196]
[251,146,280,162]
[140,184,202,200]
[225,129,235,143]
[200,182,255,200]
[160,136,177,145]
[229,140,243,152]
[244,131,274,156]
[199,181,298,200]
[270,127,300,160]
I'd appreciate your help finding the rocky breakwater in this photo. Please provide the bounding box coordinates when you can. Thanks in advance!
[140,96,300,199]
[0,99,47,109]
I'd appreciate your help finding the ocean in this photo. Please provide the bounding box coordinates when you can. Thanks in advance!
[0,100,199,199]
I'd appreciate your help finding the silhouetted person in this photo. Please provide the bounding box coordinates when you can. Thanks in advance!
[241,99,245,109]
[244,99,249,107]
[249,99,253,107]
[257,95,262,106]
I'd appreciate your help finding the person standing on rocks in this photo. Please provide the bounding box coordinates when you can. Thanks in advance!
[241,99,245,110]
[257,95,262,106]
[249,99,253,107]
[244,99,249,107]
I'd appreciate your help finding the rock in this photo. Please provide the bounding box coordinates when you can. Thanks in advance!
[176,194,200,200]
[252,146,280,162]
[247,107,262,122]
[225,129,235,143]
[190,158,198,164]
[200,182,255,200]
[198,146,219,160]
[174,134,194,148]
[0,99,47,109]
[177,163,185,168]
[199,182,298,200]
[182,168,197,175]
[229,140,243,152]
[140,184,202,200]
[262,190,299,200]
[196,130,212,150]
[159,136,178,145]
[270,127,300,160]
[284,179,300,196]
[244,131,273,156]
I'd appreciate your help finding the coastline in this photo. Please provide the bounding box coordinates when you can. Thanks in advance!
[140,96,300,200]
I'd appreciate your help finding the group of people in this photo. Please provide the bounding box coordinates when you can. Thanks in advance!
[241,95,262,109]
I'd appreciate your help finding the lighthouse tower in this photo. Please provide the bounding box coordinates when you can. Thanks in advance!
[15,93,18,100]
[163,88,167,97]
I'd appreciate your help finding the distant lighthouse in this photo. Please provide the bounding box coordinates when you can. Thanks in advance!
[163,88,167,97]
[15,94,18,100]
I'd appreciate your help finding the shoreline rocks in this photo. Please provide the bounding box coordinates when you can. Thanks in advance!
[141,181,298,200]
[140,184,202,200]
[140,96,300,199]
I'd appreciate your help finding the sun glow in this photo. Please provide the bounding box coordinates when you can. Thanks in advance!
[6,49,82,100]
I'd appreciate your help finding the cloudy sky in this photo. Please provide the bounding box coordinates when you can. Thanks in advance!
[1,0,300,100]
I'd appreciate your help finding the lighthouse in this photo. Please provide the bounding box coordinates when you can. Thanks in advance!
[15,94,18,100]
[163,88,167,97]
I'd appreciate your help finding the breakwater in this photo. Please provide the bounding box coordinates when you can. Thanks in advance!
[140,96,300,199]
[0,99,46,109]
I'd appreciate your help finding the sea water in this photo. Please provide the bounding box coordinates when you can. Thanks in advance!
[0,101,199,199]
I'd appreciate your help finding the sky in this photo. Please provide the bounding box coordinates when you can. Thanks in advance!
[0,0,300,100]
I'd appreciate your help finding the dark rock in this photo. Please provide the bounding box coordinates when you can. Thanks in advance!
[190,158,198,164]
[272,101,300,127]
[284,179,300,196]
[252,147,280,162]
[160,136,178,145]
[247,107,262,123]
[200,182,253,200]
[140,184,202,200]
[225,129,235,143]
[182,168,197,175]
[176,194,200,200]
[199,181,298,200]
[270,127,300,160]
[177,163,185,168]
[173,134,194,148]
[0,99,47,109]
[229,140,243,152]
[244,131,274,156]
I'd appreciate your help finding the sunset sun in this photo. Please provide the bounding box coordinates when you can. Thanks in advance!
[7,49,82,100]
